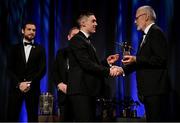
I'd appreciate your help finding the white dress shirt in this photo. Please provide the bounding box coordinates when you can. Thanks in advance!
[23,39,34,63]
[140,23,155,47]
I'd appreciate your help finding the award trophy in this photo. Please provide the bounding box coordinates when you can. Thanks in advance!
[39,92,54,115]
[122,41,132,57]
[115,41,132,66]
[115,41,132,57]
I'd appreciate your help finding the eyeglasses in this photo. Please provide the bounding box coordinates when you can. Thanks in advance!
[135,13,146,20]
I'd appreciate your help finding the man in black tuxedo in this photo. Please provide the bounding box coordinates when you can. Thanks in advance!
[65,12,123,121]
[53,27,79,121]
[7,21,46,122]
[54,26,120,121]
[121,6,171,121]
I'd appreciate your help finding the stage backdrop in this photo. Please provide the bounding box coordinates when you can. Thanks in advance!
[0,0,179,122]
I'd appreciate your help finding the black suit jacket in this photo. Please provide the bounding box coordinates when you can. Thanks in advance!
[67,31,110,96]
[7,42,46,93]
[123,24,170,96]
[54,48,69,85]
[53,48,69,105]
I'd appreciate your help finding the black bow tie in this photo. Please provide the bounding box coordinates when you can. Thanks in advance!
[24,42,33,46]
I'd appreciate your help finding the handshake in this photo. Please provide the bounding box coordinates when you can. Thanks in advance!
[107,54,124,77]
[107,53,136,77]
[109,66,124,77]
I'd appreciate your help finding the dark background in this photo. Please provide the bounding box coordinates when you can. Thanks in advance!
[0,0,179,121]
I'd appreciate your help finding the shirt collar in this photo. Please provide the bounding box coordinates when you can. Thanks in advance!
[144,23,155,35]
[80,30,90,38]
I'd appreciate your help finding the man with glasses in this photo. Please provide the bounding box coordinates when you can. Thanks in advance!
[120,5,171,121]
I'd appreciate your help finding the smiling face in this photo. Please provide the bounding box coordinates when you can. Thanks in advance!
[83,15,97,34]
[22,24,36,41]
[78,13,98,34]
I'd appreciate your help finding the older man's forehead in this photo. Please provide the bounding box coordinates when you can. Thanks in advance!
[136,9,145,15]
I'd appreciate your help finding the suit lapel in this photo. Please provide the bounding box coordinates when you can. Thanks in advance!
[20,43,26,64]
[138,36,147,54]
[27,44,36,63]
[78,32,101,64]
[89,42,101,64]
[137,24,155,54]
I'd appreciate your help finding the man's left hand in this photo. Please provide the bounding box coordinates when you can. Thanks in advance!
[107,54,119,65]
[121,55,136,65]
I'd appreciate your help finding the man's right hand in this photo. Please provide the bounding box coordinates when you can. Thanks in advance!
[57,82,67,94]
[109,65,124,77]
[19,81,31,93]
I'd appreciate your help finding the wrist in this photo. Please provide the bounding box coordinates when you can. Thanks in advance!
[109,63,112,67]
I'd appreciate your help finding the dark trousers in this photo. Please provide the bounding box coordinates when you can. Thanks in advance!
[7,89,39,122]
[143,94,171,122]
[68,95,96,122]
[58,97,73,121]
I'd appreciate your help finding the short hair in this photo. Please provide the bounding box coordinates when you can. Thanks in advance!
[22,21,36,30]
[77,11,95,27]
[139,5,156,21]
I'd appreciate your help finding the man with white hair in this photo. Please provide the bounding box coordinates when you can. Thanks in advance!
[121,6,171,121]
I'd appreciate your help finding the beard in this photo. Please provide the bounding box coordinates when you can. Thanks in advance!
[24,35,35,41]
